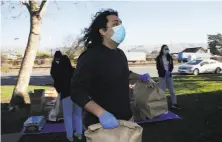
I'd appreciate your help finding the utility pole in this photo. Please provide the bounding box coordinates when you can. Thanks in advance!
[51,48,53,58]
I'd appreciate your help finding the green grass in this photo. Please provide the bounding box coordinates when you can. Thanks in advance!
[1,85,51,102]
[161,75,222,95]
[1,74,222,102]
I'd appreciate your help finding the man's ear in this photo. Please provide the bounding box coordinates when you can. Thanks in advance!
[99,28,106,36]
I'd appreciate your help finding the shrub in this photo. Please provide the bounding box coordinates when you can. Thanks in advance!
[17,54,23,58]
[12,60,20,66]
[1,65,9,73]
[36,52,50,58]
[1,55,7,64]
[34,59,46,65]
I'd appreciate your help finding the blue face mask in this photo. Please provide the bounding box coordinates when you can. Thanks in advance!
[111,24,126,44]
[164,50,169,54]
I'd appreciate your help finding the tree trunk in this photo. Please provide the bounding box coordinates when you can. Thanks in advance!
[10,15,41,107]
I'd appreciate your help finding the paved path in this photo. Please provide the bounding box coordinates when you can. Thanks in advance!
[1,65,179,86]
[130,65,179,76]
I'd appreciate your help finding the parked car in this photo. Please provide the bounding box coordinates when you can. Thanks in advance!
[178,59,222,75]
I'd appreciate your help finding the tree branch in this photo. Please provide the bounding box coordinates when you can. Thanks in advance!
[39,0,48,19]
[21,1,31,13]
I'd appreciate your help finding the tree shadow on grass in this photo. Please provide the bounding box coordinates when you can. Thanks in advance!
[1,91,222,142]
[141,90,222,142]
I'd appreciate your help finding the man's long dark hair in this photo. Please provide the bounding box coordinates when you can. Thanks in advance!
[78,9,118,49]
[158,44,171,61]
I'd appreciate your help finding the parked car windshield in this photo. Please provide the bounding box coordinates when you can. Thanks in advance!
[187,60,203,65]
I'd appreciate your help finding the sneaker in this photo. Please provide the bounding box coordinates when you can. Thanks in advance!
[172,104,181,110]
[74,132,83,140]
[66,136,73,142]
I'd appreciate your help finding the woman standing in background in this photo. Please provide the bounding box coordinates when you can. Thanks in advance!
[156,45,181,110]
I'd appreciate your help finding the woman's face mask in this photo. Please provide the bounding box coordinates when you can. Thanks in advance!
[164,50,169,54]
[163,47,169,55]
[111,24,126,44]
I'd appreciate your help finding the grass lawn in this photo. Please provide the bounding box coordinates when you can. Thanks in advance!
[1,74,222,103]
[1,85,51,103]
[150,74,222,95]
[1,74,222,142]
[168,74,222,95]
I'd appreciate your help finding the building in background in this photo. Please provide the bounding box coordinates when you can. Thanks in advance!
[178,47,212,62]
[123,51,147,63]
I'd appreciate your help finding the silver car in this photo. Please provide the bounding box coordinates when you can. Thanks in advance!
[178,59,222,75]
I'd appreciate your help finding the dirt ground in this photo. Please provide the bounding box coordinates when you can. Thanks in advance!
[1,91,222,142]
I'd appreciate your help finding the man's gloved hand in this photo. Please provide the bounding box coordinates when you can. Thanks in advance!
[146,78,157,88]
[98,111,119,129]
[139,73,151,82]
[165,71,171,76]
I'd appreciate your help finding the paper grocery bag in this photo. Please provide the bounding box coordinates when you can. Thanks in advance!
[133,81,168,119]
[48,93,63,121]
[129,87,147,121]
[85,120,143,142]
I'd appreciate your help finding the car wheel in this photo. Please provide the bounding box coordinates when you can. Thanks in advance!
[193,68,199,75]
[215,67,221,74]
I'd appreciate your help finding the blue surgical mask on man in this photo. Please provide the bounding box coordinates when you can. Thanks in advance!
[164,50,169,55]
[111,24,126,44]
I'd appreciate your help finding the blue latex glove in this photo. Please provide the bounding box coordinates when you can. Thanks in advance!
[139,73,151,82]
[165,71,171,76]
[99,111,119,129]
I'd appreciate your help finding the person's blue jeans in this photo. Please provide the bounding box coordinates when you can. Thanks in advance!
[62,96,83,138]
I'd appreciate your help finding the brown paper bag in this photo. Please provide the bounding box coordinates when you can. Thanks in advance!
[85,120,143,142]
[129,88,147,121]
[133,81,168,119]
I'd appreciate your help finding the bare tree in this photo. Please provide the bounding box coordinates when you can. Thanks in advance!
[208,33,222,56]
[1,0,80,110]
[2,0,49,110]
[63,36,85,60]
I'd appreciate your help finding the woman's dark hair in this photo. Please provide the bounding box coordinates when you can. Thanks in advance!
[159,44,171,60]
[78,9,118,49]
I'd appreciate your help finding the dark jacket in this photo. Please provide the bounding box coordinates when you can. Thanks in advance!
[50,60,61,93]
[50,55,74,99]
[156,55,174,78]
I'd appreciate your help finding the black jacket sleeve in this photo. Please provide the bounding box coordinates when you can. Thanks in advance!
[70,50,95,108]
[169,56,174,72]
[59,55,73,97]
[50,62,61,93]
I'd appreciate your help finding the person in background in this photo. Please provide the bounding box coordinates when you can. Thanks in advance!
[70,9,154,129]
[156,45,181,110]
[50,52,83,142]
[50,51,62,93]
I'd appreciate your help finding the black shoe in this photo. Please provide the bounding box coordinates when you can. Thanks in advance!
[172,104,181,110]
